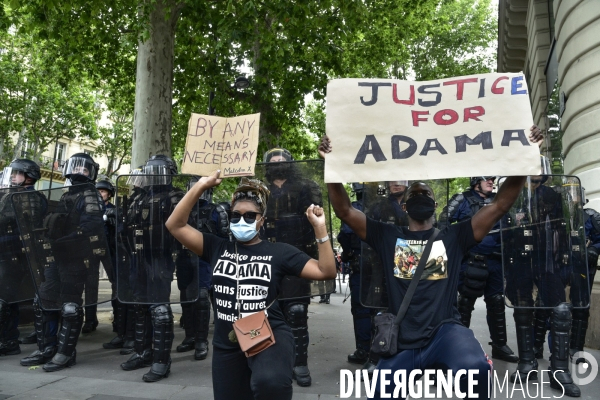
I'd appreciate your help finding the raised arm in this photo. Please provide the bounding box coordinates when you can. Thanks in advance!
[165,170,222,256]
[319,135,367,240]
[471,125,544,241]
[298,204,337,280]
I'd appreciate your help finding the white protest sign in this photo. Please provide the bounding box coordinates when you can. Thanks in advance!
[181,113,260,177]
[325,73,541,183]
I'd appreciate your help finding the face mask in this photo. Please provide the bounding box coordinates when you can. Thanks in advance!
[405,195,436,221]
[230,220,259,242]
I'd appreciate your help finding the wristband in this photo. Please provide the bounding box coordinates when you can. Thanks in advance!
[315,235,330,244]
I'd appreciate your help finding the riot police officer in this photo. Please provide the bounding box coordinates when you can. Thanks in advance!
[20,153,106,372]
[338,183,376,372]
[263,147,323,387]
[504,175,582,397]
[120,155,195,382]
[439,176,518,363]
[0,159,46,356]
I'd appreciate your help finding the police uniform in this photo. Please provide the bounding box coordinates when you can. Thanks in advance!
[439,180,518,363]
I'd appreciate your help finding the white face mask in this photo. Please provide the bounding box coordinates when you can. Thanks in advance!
[229,220,259,242]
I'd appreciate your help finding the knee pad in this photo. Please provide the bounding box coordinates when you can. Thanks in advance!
[551,303,572,333]
[571,307,589,321]
[199,287,209,300]
[152,304,173,326]
[513,308,533,326]
[484,293,505,312]
[61,302,83,321]
[457,294,476,311]
[285,303,308,328]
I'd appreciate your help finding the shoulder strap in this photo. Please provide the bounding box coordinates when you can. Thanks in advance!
[393,228,441,325]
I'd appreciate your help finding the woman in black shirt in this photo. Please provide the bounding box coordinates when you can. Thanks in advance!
[166,172,336,400]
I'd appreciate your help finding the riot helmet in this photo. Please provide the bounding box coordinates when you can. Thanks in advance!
[351,183,365,193]
[387,180,409,198]
[187,176,213,203]
[143,155,178,186]
[96,180,115,199]
[263,148,293,163]
[563,177,583,204]
[126,165,146,188]
[469,176,496,188]
[264,147,294,182]
[2,158,41,187]
[63,153,99,184]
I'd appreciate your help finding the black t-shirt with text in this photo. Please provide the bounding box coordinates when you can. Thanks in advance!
[201,234,310,350]
[365,218,477,349]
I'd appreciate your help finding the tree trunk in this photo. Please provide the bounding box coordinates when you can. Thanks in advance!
[131,0,183,168]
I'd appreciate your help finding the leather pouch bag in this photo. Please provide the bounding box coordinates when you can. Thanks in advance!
[371,313,398,358]
[232,310,275,357]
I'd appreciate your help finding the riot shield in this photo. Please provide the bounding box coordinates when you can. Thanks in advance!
[115,174,199,304]
[0,187,39,304]
[12,183,115,311]
[254,159,335,300]
[502,175,589,309]
[360,179,450,308]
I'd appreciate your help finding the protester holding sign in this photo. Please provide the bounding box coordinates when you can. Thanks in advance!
[166,172,335,400]
[319,126,543,399]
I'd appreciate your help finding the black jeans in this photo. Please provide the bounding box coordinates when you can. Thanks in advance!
[212,327,294,400]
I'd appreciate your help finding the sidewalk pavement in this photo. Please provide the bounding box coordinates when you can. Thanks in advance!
[1,279,599,399]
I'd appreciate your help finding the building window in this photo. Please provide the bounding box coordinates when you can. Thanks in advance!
[20,139,34,158]
[55,142,66,169]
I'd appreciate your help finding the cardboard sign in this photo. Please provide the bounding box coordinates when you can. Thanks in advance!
[325,73,541,183]
[181,113,260,177]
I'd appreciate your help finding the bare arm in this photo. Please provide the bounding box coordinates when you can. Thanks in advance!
[471,125,544,241]
[471,176,526,242]
[298,204,337,280]
[319,135,367,240]
[165,170,222,256]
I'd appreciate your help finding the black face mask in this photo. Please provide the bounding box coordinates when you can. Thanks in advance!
[405,195,436,221]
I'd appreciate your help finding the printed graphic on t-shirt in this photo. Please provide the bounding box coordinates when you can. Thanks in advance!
[212,249,273,321]
[393,239,448,280]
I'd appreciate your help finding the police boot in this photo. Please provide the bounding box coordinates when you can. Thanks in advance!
[533,308,550,359]
[176,303,194,352]
[570,308,589,364]
[20,330,37,345]
[104,299,127,349]
[0,300,20,356]
[193,289,210,361]
[457,294,477,328]
[81,304,98,334]
[286,303,311,387]
[510,309,538,383]
[549,303,580,397]
[121,305,153,371]
[120,305,136,355]
[43,303,83,372]
[20,300,58,366]
[485,294,518,363]
[143,305,173,382]
[348,348,368,364]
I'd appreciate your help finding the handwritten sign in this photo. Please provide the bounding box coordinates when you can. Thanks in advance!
[325,73,541,183]
[181,113,260,177]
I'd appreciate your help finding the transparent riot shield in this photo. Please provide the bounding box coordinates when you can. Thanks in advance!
[115,174,199,304]
[502,175,589,309]
[12,183,115,311]
[0,187,40,304]
[254,159,335,300]
[360,179,450,308]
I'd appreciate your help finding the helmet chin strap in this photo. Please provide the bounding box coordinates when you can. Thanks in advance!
[474,182,492,198]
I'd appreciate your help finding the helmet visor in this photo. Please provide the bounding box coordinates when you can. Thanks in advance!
[142,165,171,186]
[1,167,26,187]
[63,156,97,182]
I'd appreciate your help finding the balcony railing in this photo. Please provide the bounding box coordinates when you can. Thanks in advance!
[38,156,66,171]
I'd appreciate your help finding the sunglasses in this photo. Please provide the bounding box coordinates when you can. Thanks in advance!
[229,211,263,224]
